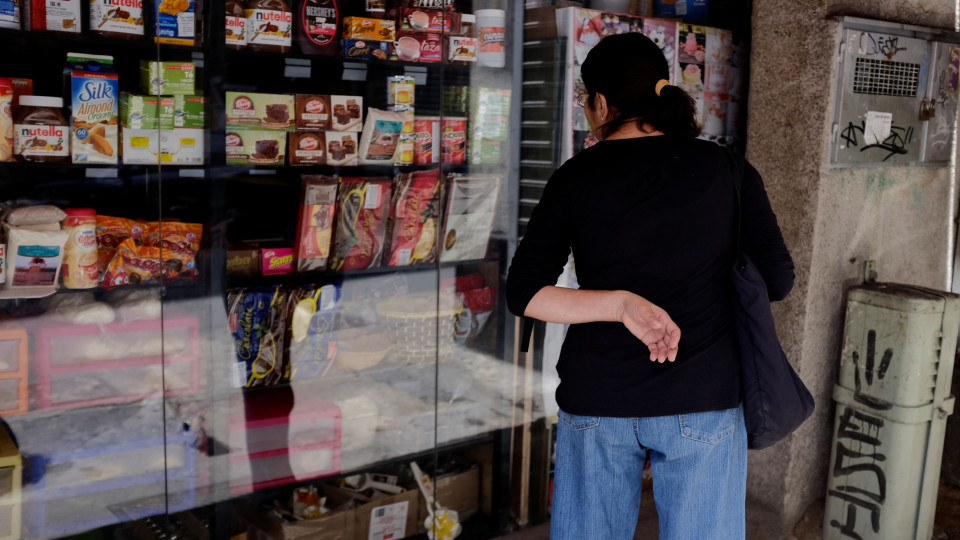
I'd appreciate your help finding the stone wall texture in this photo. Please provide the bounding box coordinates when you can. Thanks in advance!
[745,0,958,534]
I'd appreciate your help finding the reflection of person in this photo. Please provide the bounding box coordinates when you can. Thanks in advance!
[507,33,794,540]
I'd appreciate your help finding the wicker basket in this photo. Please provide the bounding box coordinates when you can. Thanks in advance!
[334,328,391,371]
[375,294,462,364]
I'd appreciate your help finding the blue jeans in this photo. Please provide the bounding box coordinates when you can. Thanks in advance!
[551,405,747,540]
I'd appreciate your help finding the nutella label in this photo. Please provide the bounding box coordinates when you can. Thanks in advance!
[226,15,246,46]
[91,0,144,36]
[479,26,505,53]
[14,124,69,157]
[303,1,338,46]
[246,8,293,47]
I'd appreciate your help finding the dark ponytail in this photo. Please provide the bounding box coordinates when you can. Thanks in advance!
[581,33,701,139]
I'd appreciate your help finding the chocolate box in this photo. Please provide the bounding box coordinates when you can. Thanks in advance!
[325,131,358,166]
[226,130,287,166]
[394,31,443,63]
[261,247,294,276]
[328,95,363,132]
[295,94,331,131]
[289,131,326,166]
[226,92,296,131]
[342,16,395,41]
[341,38,395,61]
[226,245,260,277]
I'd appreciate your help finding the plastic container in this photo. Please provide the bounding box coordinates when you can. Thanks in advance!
[13,96,69,163]
[476,9,505,68]
[61,208,99,289]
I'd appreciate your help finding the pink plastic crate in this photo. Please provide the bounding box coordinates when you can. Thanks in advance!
[28,312,200,411]
[228,387,341,495]
[0,320,28,416]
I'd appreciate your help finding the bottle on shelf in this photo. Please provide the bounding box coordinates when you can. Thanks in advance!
[476,8,506,68]
[13,96,70,163]
[61,208,98,290]
[296,0,340,55]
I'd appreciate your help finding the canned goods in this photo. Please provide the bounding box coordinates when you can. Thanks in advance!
[387,75,416,110]
[396,133,415,164]
[413,116,440,164]
[441,117,467,165]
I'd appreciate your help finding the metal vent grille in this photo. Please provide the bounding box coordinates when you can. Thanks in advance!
[853,57,920,96]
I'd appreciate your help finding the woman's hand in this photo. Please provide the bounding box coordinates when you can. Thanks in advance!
[617,293,681,363]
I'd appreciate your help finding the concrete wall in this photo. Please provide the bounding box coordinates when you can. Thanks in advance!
[745,0,958,534]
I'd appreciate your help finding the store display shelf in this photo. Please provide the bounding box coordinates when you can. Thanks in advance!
[227,257,498,288]
[217,163,470,179]
[223,48,472,74]
[0,27,203,54]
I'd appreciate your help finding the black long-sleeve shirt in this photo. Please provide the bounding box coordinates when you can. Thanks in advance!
[507,136,794,417]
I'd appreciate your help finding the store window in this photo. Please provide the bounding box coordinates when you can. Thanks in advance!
[0,1,553,538]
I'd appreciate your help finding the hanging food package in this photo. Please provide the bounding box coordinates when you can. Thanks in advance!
[226,0,247,49]
[246,0,293,54]
[385,169,443,267]
[90,0,145,39]
[227,286,289,387]
[297,0,340,55]
[31,0,82,33]
[330,177,392,270]
[295,175,338,272]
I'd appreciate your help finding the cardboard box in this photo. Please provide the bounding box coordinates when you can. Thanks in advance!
[120,94,175,130]
[261,247,294,276]
[226,130,287,166]
[416,467,480,528]
[226,246,260,277]
[341,39,395,61]
[289,131,326,165]
[163,128,205,164]
[174,95,205,128]
[67,52,119,164]
[355,488,419,540]
[0,422,22,540]
[241,489,356,540]
[141,61,197,95]
[155,0,196,45]
[226,92,296,131]
[342,17,395,41]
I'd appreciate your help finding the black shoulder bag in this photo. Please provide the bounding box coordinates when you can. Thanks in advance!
[726,149,815,449]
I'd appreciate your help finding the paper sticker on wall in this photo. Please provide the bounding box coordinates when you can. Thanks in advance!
[864,111,893,145]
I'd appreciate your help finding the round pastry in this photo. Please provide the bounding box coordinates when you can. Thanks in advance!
[682,64,701,85]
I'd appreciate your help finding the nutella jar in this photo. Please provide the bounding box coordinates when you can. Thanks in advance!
[226,0,247,49]
[246,0,293,54]
[90,0,145,40]
[13,96,69,163]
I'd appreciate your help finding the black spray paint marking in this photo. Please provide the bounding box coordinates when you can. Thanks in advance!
[840,121,914,162]
[859,33,908,59]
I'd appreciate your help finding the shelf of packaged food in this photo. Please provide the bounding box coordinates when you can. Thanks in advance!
[227,256,499,289]
[0,279,207,302]
[0,28,204,55]
[223,48,472,73]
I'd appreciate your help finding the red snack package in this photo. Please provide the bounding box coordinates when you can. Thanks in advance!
[295,175,338,272]
[330,177,392,271]
[95,215,137,275]
[153,222,203,279]
[386,169,442,266]
[102,237,163,289]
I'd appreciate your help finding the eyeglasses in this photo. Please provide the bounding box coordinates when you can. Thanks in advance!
[576,93,587,107]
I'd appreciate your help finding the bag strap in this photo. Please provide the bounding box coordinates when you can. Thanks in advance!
[723,147,745,268]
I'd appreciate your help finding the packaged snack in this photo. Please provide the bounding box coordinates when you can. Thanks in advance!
[67,53,119,164]
[173,95,205,128]
[90,0,145,39]
[246,0,293,54]
[101,237,161,288]
[342,16,394,41]
[358,108,405,165]
[0,0,23,29]
[151,221,202,279]
[330,177,392,270]
[163,128,204,164]
[399,8,459,33]
[449,35,477,62]
[298,0,340,55]
[227,286,288,388]
[0,79,10,162]
[394,31,442,62]
[325,131,358,166]
[95,215,137,275]
[155,0,195,46]
[329,95,362,132]
[440,174,501,262]
[226,244,260,277]
[441,116,466,164]
[13,96,69,163]
[226,130,287,166]
[341,38,393,60]
[2,224,69,289]
[386,169,442,266]
[476,9,505,68]
[286,282,340,380]
[140,61,196,96]
[120,93,175,130]
[295,94,330,131]
[289,131,325,166]
[226,92,295,130]
[413,116,440,164]
[295,175,338,272]
[225,0,247,49]
[409,0,454,9]
[7,205,67,226]
[261,247,293,276]
[31,0,81,32]
[387,76,415,110]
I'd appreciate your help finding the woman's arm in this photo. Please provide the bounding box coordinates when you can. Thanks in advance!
[740,161,795,301]
[525,286,681,363]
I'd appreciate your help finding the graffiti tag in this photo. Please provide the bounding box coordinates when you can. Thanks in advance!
[859,33,908,59]
[840,121,914,162]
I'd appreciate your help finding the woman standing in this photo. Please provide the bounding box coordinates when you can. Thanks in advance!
[506,33,794,539]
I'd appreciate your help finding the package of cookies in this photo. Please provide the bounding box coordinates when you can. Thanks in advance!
[342,16,394,41]
[227,286,288,387]
[330,177,392,271]
[285,282,341,380]
[295,175,338,272]
[386,169,442,266]
[329,95,363,132]
[325,131,358,166]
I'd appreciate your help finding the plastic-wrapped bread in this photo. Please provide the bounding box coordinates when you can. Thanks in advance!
[6,205,68,226]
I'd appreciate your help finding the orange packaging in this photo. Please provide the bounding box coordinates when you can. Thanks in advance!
[95,215,138,275]
[103,237,163,289]
[152,222,202,279]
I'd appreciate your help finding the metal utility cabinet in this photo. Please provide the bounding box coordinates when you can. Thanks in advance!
[825,283,959,540]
